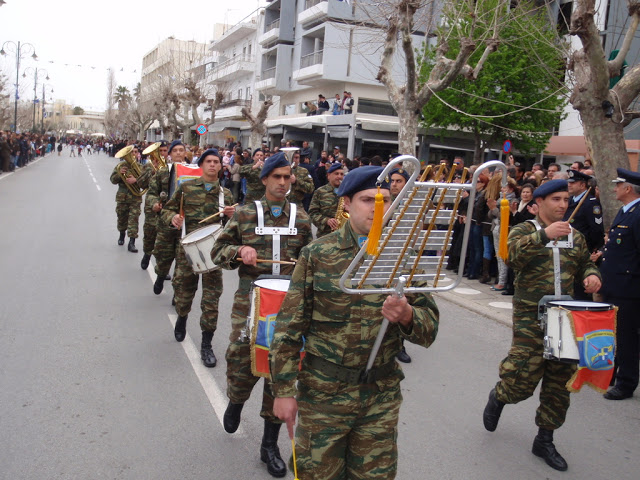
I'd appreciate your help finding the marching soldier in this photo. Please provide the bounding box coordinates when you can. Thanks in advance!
[153,140,187,294]
[286,151,315,207]
[308,163,344,237]
[482,180,601,472]
[109,145,143,252]
[270,166,440,479]
[239,149,266,204]
[160,149,235,367]
[211,152,312,478]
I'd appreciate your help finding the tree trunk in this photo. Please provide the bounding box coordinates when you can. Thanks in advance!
[396,107,418,157]
[473,129,485,165]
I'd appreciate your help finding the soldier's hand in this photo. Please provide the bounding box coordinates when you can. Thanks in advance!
[152,202,163,213]
[544,221,571,240]
[327,218,340,230]
[383,295,413,328]
[238,245,258,266]
[290,174,296,184]
[583,274,601,294]
[119,166,128,174]
[125,176,137,185]
[171,214,183,229]
[273,397,298,439]
[223,205,235,218]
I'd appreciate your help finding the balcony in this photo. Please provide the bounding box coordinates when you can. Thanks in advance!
[255,67,277,91]
[259,19,281,46]
[298,0,328,25]
[210,21,257,52]
[293,50,324,83]
[208,55,255,82]
[215,99,252,119]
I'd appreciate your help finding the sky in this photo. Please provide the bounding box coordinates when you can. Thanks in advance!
[0,0,265,111]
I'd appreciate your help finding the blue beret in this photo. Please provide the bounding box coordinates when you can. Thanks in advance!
[567,169,591,183]
[533,179,568,199]
[390,168,409,182]
[260,151,290,179]
[612,167,640,186]
[336,166,390,197]
[197,148,219,166]
[168,140,184,154]
[327,162,343,174]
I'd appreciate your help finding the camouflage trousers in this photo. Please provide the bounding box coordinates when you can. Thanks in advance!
[142,210,158,255]
[115,198,142,238]
[153,224,178,278]
[292,382,402,480]
[494,300,576,430]
[226,283,278,422]
[173,246,222,332]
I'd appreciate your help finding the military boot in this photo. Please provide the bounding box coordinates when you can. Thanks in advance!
[128,238,138,253]
[223,401,244,433]
[118,231,126,246]
[200,331,216,368]
[153,275,165,295]
[260,421,287,478]
[174,315,187,342]
[140,254,151,270]
[483,388,505,432]
[532,428,568,471]
[396,342,411,363]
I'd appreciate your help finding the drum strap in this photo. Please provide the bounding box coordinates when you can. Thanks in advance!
[528,219,562,298]
[255,201,298,275]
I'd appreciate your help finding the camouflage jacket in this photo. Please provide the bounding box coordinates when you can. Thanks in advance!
[136,162,156,190]
[270,223,440,397]
[161,178,233,236]
[508,217,601,305]
[146,167,171,221]
[210,197,313,288]
[308,183,339,237]
[109,161,142,203]
[239,163,265,203]
[287,165,315,205]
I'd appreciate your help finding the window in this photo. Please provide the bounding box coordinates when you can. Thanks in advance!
[238,89,242,99]
[248,43,252,55]
[358,98,397,116]
[246,86,251,100]
[283,104,296,115]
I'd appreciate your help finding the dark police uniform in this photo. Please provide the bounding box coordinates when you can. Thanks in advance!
[564,170,604,252]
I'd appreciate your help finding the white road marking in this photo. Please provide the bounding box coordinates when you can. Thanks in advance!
[82,155,101,190]
[488,302,513,309]
[453,287,481,295]
[147,263,245,436]
[96,185,101,191]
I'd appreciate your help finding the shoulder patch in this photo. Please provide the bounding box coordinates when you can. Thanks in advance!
[593,206,601,215]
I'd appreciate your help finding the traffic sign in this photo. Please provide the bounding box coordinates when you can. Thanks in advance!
[502,140,512,154]
[196,124,208,136]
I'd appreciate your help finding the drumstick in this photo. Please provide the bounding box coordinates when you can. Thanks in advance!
[236,256,297,265]
[198,203,239,224]
[179,191,184,219]
[565,187,592,223]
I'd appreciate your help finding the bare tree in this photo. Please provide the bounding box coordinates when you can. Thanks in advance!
[241,99,273,150]
[0,73,12,129]
[569,0,640,227]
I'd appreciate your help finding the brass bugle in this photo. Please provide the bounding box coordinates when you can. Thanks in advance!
[116,145,148,197]
[142,142,167,171]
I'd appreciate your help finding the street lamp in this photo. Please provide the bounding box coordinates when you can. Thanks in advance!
[1,40,38,133]
[41,84,54,134]
[22,67,49,132]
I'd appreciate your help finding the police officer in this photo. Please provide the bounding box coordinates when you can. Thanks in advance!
[271,166,440,480]
[161,149,235,367]
[210,152,312,478]
[109,145,143,252]
[482,180,601,472]
[308,163,344,237]
[599,168,640,400]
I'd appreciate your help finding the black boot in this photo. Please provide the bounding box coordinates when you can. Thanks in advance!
[140,254,151,270]
[118,231,126,245]
[260,421,287,478]
[223,401,244,433]
[128,238,138,253]
[479,258,491,284]
[483,388,505,432]
[153,275,165,295]
[532,428,568,471]
[200,331,216,368]
[174,315,187,342]
[396,343,411,363]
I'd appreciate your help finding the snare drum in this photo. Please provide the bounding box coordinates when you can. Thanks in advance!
[180,224,223,274]
[542,301,614,363]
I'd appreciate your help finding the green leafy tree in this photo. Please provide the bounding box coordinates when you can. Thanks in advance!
[420,1,567,163]
[72,106,85,115]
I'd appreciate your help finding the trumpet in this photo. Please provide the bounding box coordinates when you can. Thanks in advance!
[116,145,148,197]
[142,142,167,172]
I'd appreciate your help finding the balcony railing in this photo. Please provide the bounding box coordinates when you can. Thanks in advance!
[218,99,252,109]
[265,18,280,32]
[305,0,326,9]
[261,67,276,80]
[300,50,323,69]
[209,54,255,76]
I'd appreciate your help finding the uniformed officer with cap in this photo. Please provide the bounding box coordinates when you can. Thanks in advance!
[271,166,440,480]
[599,167,640,400]
[389,167,409,200]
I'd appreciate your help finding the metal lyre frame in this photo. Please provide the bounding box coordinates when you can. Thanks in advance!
[339,155,508,373]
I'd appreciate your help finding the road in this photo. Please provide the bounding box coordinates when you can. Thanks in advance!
[0,150,637,480]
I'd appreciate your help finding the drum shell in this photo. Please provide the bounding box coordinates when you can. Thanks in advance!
[181,224,223,274]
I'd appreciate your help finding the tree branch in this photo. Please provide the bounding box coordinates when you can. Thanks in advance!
[608,6,640,76]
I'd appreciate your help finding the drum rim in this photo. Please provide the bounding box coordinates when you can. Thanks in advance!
[181,224,222,243]
[547,300,612,310]
[254,278,290,292]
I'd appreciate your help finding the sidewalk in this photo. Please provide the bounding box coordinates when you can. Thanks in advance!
[435,275,514,327]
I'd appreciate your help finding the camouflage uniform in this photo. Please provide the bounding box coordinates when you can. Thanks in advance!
[210,198,312,420]
[239,163,265,204]
[109,161,142,238]
[288,165,315,206]
[269,223,440,479]
[494,218,601,429]
[308,183,339,237]
[150,167,178,278]
[137,163,160,255]
[161,178,233,332]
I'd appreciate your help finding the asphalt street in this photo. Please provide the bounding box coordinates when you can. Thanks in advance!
[0,149,637,480]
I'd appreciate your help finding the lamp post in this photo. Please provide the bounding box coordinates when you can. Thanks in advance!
[23,67,49,132]
[0,41,38,132]
[41,84,54,134]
